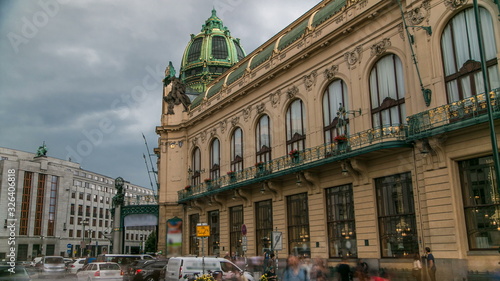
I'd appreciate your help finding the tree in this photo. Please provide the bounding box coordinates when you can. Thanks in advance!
[145,230,157,253]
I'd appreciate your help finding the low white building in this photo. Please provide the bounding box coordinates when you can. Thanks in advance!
[0,147,156,261]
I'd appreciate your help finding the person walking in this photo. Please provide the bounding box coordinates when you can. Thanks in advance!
[412,253,422,281]
[425,247,436,281]
[310,258,328,281]
[335,257,351,281]
[283,255,309,281]
[354,258,369,281]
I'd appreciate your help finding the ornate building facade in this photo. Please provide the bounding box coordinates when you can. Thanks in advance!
[156,1,500,278]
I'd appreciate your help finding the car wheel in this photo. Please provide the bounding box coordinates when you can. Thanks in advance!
[145,277,157,281]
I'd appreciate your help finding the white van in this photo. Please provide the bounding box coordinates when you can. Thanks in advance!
[165,257,254,281]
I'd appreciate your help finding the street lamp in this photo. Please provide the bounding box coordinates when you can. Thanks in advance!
[82,219,89,257]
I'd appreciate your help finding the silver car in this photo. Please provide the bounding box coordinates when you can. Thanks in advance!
[76,262,123,281]
[37,256,66,279]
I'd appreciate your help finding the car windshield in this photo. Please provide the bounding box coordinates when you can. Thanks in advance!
[45,257,64,264]
[100,263,120,270]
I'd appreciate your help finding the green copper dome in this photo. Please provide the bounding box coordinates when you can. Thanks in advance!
[180,9,246,93]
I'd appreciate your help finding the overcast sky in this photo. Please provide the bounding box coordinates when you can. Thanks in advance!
[0,0,320,190]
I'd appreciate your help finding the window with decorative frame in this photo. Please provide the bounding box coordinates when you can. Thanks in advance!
[230,205,243,257]
[441,6,499,102]
[287,193,310,256]
[459,155,500,250]
[210,139,220,180]
[376,172,418,258]
[255,200,273,255]
[231,128,244,172]
[323,79,349,143]
[286,99,306,152]
[326,184,356,258]
[256,115,272,163]
[189,214,200,256]
[369,54,406,128]
[192,147,201,186]
[208,210,220,256]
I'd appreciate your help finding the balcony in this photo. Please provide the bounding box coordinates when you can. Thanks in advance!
[407,88,500,140]
[178,125,409,203]
[178,89,500,203]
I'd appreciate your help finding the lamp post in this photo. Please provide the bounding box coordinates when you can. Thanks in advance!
[87,229,94,256]
[82,219,89,257]
[473,0,500,193]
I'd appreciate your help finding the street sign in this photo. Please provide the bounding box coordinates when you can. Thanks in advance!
[67,249,71,254]
[272,231,283,250]
[241,224,247,236]
[196,223,210,237]
[67,244,72,248]
[242,236,247,246]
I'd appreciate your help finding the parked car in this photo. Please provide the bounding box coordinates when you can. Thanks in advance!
[76,262,123,281]
[0,265,32,281]
[165,257,254,281]
[37,256,66,279]
[124,259,168,281]
[68,258,87,274]
[96,254,155,270]
[30,257,43,267]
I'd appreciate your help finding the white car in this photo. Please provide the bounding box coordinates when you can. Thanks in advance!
[68,258,87,274]
[76,262,123,281]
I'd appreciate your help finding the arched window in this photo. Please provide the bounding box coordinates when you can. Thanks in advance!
[187,37,203,63]
[323,79,349,143]
[441,7,499,102]
[369,54,406,127]
[210,139,220,180]
[191,147,201,186]
[286,99,306,152]
[256,115,272,163]
[212,36,228,59]
[231,128,243,172]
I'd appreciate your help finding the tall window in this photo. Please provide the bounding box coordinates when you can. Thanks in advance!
[287,193,310,256]
[256,115,272,163]
[323,79,349,143]
[255,200,273,255]
[376,172,418,258]
[459,156,500,250]
[441,7,499,102]
[19,172,33,235]
[369,54,406,127]
[231,128,243,172]
[34,174,46,236]
[212,36,228,59]
[47,176,58,236]
[230,205,244,257]
[192,147,201,186]
[326,184,356,258]
[286,99,306,152]
[187,38,203,63]
[189,214,200,255]
[210,139,220,180]
[208,210,220,256]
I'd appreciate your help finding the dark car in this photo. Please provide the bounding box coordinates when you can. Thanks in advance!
[0,265,32,281]
[125,259,168,281]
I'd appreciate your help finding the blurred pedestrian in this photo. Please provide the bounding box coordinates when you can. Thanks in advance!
[425,247,436,281]
[310,258,328,281]
[412,253,422,281]
[283,255,309,281]
[335,257,351,281]
[355,258,369,281]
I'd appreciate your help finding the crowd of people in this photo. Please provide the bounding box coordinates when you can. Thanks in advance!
[256,248,437,281]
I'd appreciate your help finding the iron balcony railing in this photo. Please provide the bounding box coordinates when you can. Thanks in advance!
[407,88,500,140]
[179,124,408,202]
[179,89,500,202]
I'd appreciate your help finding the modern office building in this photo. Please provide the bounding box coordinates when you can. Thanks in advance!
[155,0,500,279]
[0,147,156,261]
